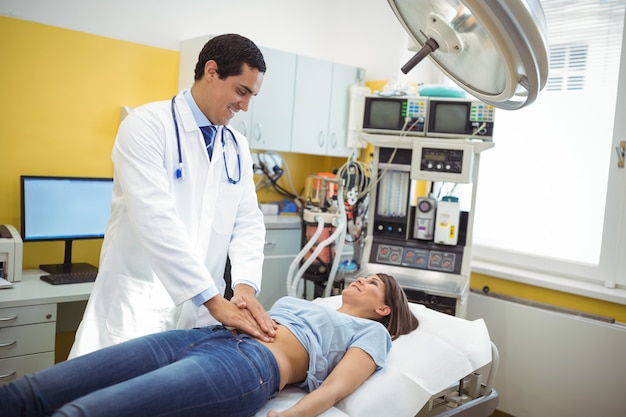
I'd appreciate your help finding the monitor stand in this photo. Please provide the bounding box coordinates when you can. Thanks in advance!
[39,239,98,274]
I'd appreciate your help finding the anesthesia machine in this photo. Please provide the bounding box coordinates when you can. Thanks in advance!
[354,94,496,317]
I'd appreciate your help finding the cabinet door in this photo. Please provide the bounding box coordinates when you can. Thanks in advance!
[327,63,360,157]
[178,35,213,90]
[233,47,296,152]
[290,55,333,155]
[257,227,302,310]
[0,352,54,386]
[258,257,294,310]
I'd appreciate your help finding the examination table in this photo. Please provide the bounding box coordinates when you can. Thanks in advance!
[254,296,499,417]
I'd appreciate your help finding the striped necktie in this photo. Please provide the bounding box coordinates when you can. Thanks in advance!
[200,125,217,160]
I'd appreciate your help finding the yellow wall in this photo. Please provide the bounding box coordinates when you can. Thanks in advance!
[0,17,179,268]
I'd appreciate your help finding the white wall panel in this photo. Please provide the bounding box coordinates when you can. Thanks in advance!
[467,292,626,417]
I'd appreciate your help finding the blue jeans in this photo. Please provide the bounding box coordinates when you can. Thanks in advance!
[0,326,280,417]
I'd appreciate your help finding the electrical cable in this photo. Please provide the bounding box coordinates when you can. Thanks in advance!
[257,160,298,199]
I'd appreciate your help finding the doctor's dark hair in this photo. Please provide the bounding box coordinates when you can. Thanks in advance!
[194,33,267,81]
[376,273,419,341]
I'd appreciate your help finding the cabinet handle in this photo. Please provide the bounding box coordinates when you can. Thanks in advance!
[318,131,325,147]
[241,120,249,136]
[264,240,277,246]
[0,314,17,322]
[0,339,17,348]
[330,132,337,148]
[254,122,263,143]
[0,370,17,379]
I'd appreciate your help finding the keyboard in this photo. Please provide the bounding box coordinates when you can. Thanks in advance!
[40,270,98,285]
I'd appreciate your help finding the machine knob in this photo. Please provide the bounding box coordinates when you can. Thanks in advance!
[429,296,439,305]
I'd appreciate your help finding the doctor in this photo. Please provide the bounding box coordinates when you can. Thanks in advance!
[70,33,276,358]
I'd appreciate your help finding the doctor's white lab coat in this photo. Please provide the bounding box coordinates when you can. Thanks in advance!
[69,91,266,358]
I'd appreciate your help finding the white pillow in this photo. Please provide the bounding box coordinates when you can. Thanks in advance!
[312,296,492,417]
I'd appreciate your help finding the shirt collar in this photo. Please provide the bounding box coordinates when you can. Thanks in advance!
[183,89,212,128]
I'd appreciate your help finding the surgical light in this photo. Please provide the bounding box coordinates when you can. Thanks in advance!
[388,0,549,109]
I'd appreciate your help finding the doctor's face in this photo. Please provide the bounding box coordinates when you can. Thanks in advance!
[199,61,264,126]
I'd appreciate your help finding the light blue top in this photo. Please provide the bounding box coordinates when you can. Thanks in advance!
[269,297,392,392]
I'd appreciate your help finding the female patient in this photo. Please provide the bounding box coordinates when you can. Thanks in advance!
[1,273,418,417]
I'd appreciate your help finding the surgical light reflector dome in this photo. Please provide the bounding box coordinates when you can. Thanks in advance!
[388,0,549,109]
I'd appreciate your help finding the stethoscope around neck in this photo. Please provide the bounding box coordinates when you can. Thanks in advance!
[171,96,241,184]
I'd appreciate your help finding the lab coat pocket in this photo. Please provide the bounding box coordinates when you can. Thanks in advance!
[105,274,173,339]
[213,184,242,235]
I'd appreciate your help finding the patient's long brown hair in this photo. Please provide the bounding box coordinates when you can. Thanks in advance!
[376,273,419,340]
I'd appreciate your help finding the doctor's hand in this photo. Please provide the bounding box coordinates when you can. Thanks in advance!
[203,291,276,342]
[231,284,278,340]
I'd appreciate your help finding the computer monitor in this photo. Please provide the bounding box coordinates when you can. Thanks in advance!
[20,175,113,274]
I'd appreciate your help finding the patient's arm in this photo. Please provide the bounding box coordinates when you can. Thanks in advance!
[267,347,377,417]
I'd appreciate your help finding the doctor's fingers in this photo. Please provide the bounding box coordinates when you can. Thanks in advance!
[204,296,262,336]
[244,298,278,337]
[229,293,249,309]
[232,309,275,342]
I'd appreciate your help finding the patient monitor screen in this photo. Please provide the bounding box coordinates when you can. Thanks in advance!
[20,176,113,241]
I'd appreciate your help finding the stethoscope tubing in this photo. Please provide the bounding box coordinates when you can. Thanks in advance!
[170,96,241,184]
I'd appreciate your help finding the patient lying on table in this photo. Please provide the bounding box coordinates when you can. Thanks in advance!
[0,273,418,417]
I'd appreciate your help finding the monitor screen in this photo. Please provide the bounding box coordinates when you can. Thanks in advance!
[20,176,113,242]
[364,98,404,130]
[430,102,468,134]
[369,100,402,129]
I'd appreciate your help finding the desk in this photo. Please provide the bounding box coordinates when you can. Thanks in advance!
[0,270,93,385]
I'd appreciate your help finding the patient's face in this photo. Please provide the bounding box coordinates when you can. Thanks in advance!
[344,275,387,306]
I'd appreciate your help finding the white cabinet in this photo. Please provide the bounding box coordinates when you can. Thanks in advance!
[0,304,56,385]
[290,56,360,157]
[328,64,362,157]
[230,47,296,152]
[177,34,212,90]
[257,217,301,310]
